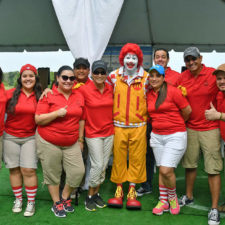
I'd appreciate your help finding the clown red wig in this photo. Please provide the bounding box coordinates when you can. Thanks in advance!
[119,43,143,67]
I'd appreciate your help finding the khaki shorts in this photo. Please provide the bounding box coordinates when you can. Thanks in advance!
[182,128,222,174]
[0,135,2,169]
[3,132,37,169]
[36,132,85,187]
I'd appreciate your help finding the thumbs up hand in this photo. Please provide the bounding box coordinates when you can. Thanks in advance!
[205,102,220,120]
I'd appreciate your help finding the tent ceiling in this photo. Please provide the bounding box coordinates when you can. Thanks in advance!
[0,0,225,52]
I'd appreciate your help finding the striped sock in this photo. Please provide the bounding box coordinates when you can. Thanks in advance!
[168,187,176,201]
[159,185,168,204]
[12,186,23,200]
[25,186,37,202]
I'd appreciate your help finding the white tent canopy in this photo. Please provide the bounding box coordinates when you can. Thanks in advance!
[0,0,225,52]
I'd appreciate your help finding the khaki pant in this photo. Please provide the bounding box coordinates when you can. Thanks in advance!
[86,135,114,187]
[182,128,222,174]
[3,133,37,169]
[111,125,147,183]
[0,136,2,169]
[36,133,85,187]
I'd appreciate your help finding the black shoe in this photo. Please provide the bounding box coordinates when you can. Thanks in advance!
[92,193,107,208]
[178,195,194,207]
[208,208,220,225]
[136,187,152,197]
[61,198,74,213]
[85,196,97,212]
[51,201,66,218]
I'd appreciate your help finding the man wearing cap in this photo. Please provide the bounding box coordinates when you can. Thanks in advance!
[178,47,222,225]
[205,64,225,141]
[205,64,225,215]
[107,43,149,210]
[73,57,91,88]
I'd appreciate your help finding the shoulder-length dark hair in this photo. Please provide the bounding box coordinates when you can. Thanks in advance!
[7,73,42,114]
[0,67,3,84]
[155,81,167,109]
[54,65,74,87]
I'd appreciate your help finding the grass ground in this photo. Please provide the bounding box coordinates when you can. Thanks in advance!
[0,158,225,225]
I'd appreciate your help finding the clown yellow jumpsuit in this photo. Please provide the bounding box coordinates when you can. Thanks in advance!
[108,66,149,184]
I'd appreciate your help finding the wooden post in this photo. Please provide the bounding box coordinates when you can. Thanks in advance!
[38,67,50,90]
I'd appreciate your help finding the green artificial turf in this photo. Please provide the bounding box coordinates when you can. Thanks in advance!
[0,158,225,225]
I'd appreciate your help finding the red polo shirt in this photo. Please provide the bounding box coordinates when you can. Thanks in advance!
[0,83,7,136]
[36,88,84,146]
[216,91,225,141]
[5,88,37,137]
[78,81,114,138]
[165,67,180,87]
[178,64,219,131]
[147,84,189,135]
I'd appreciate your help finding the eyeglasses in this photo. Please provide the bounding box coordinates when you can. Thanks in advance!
[184,56,198,63]
[93,70,106,75]
[61,75,76,81]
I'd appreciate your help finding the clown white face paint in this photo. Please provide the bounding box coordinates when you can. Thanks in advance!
[123,53,138,75]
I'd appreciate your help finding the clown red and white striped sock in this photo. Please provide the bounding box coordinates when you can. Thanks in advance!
[168,187,176,201]
[25,186,37,202]
[12,186,23,200]
[159,185,168,204]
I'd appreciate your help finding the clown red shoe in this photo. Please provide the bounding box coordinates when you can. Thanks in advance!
[126,186,141,210]
[108,185,124,208]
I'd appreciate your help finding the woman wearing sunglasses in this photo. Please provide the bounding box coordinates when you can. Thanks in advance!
[35,65,85,218]
[78,60,114,212]
[3,64,42,217]
[147,65,191,216]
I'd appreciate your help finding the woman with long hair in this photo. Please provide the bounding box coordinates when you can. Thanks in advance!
[147,65,191,216]
[35,65,85,218]
[3,64,42,216]
[0,67,7,170]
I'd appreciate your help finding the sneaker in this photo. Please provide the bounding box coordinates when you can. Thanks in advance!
[218,203,225,212]
[137,187,152,197]
[179,195,194,207]
[12,198,23,213]
[24,201,35,217]
[85,196,97,212]
[169,197,180,215]
[70,189,76,199]
[208,208,220,225]
[92,193,107,208]
[51,201,66,218]
[62,198,74,212]
[152,200,169,215]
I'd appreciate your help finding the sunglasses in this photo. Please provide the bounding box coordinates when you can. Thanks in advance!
[184,56,198,63]
[61,75,76,81]
[93,70,106,75]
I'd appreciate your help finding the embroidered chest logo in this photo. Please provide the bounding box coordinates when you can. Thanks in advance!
[132,80,142,90]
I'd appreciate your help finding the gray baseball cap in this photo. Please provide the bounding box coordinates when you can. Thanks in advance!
[183,47,201,59]
[92,60,107,73]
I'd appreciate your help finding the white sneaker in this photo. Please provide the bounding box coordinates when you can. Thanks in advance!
[24,201,35,217]
[12,198,23,213]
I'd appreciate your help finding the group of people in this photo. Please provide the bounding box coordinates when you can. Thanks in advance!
[0,43,224,225]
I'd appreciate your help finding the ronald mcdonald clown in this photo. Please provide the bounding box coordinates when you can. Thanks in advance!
[107,43,149,209]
